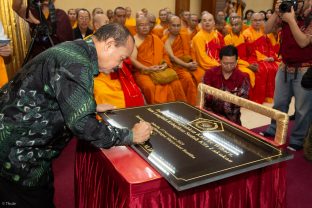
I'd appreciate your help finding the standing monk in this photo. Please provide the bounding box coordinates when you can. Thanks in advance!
[192,13,225,71]
[163,16,204,105]
[131,16,186,104]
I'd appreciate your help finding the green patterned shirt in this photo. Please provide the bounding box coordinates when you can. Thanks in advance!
[0,39,132,187]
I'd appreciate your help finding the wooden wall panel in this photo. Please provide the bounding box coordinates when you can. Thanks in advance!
[175,0,190,15]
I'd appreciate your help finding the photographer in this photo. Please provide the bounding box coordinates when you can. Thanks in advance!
[263,0,312,151]
[12,0,73,61]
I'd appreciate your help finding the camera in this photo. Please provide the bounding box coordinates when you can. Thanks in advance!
[279,0,298,13]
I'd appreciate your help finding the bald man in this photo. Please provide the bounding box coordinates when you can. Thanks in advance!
[192,12,225,71]
[92,13,109,31]
[243,12,279,104]
[224,17,258,88]
[152,9,168,39]
[188,14,200,40]
[163,16,204,105]
[125,7,136,35]
[130,16,186,104]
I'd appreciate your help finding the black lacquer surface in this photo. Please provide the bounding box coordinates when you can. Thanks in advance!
[101,102,292,191]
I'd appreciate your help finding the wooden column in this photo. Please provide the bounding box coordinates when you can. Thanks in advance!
[201,0,217,16]
[175,0,190,15]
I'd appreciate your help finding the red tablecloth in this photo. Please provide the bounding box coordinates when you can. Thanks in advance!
[75,140,286,208]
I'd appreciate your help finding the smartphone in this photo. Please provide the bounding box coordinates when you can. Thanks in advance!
[0,39,11,46]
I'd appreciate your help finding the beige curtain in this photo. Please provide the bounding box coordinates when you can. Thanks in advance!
[0,0,29,79]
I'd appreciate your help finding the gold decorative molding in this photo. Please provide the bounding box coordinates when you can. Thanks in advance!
[0,0,29,79]
[197,83,289,146]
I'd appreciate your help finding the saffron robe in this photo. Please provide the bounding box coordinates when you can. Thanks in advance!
[243,27,278,103]
[151,24,167,39]
[162,32,205,106]
[94,58,144,108]
[125,17,137,36]
[192,29,224,71]
[0,56,8,88]
[134,34,186,104]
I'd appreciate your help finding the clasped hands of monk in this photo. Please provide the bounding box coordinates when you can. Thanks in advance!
[96,104,153,145]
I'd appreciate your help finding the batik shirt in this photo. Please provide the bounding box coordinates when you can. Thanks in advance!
[203,66,250,125]
[0,39,132,187]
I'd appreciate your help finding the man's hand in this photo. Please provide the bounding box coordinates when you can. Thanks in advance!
[274,0,282,17]
[132,121,153,144]
[25,10,40,24]
[186,61,198,71]
[96,104,116,112]
[248,63,259,72]
[0,44,12,57]
[12,0,40,24]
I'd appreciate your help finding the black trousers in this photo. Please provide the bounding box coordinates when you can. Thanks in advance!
[0,177,54,208]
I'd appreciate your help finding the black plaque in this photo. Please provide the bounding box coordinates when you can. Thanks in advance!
[101,102,293,191]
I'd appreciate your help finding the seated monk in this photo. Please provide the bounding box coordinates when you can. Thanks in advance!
[162,16,205,106]
[92,15,144,109]
[243,13,279,103]
[224,17,258,88]
[192,12,225,71]
[94,58,145,108]
[151,9,168,39]
[188,14,200,40]
[0,53,9,88]
[131,16,186,104]
[0,23,11,88]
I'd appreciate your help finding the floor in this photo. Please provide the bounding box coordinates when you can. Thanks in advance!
[241,98,295,129]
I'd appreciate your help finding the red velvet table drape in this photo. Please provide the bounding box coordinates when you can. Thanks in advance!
[75,140,287,208]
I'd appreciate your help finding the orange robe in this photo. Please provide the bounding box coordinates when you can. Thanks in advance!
[151,24,167,39]
[125,17,137,36]
[224,31,255,87]
[162,32,205,106]
[0,56,8,88]
[134,34,186,104]
[243,27,279,103]
[94,58,144,108]
[189,26,200,40]
[192,29,224,71]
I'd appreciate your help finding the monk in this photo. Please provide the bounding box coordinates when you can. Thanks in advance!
[0,22,11,88]
[131,16,186,104]
[243,13,279,103]
[93,15,144,108]
[163,16,204,106]
[179,10,191,32]
[0,46,10,88]
[92,13,109,32]
[152,9,168,39]
[125,7,136,36]
[224,17,258,87]
[67,8,77,29]
[192,12,225,71]
[188,14,200,40]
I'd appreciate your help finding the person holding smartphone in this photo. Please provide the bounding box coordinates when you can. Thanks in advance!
[0,21,12,88]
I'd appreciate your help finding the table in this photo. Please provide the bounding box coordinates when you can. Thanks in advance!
[75,140,287,208]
